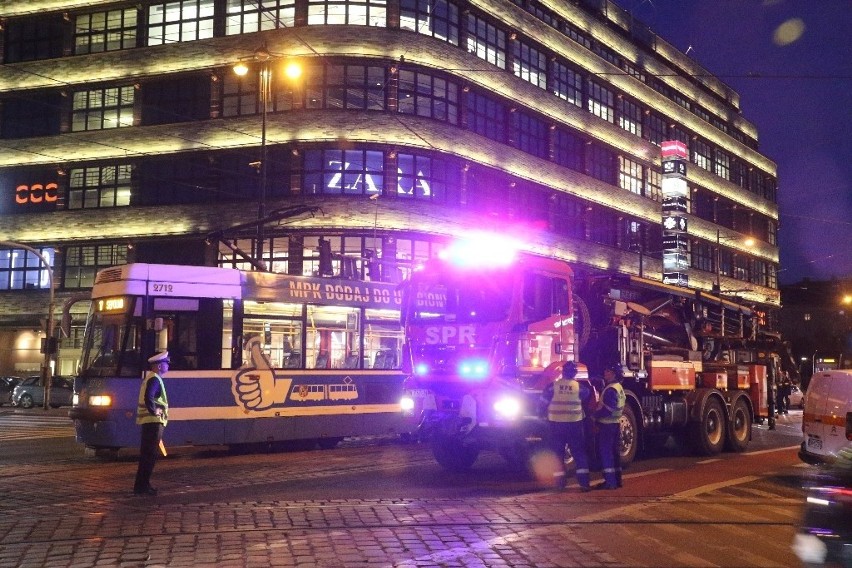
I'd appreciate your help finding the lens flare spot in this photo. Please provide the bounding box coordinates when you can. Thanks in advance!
[529,448,563,488]
[773,18,805,46]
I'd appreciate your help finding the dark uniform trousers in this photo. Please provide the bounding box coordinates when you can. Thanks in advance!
[134,422,163,491]
[598,422,622,487]
[550,420,590,489]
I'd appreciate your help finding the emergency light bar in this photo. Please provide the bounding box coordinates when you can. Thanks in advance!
[438,234,519,268]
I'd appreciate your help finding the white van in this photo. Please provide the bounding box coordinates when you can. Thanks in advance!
[799,369,852,464]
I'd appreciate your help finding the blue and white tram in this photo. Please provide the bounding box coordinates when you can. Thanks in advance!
[70,263,408,451]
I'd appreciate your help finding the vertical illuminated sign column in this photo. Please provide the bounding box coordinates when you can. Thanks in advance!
[660,141,690,287]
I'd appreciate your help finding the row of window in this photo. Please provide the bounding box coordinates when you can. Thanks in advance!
[0,61,777,213]
[3,0,756,157]
[0,223,776,294]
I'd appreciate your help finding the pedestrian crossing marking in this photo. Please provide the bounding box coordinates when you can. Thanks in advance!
[0,414,75,441]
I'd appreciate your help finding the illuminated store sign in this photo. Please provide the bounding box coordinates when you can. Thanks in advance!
[1,168,60,213]
[322,160,431,196]
[661,140,689,287]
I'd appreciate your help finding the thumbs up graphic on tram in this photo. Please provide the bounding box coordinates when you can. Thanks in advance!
[233,336,290,411]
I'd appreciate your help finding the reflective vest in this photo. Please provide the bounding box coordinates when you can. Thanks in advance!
[137,373,168,426]
[548,378,584,423]
[596,382,625,424]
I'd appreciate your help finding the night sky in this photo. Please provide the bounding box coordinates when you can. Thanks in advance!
[612,0,852,285]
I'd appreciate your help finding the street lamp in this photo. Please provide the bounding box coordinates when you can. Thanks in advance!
[233,47,302,269]
[0,241,55,409]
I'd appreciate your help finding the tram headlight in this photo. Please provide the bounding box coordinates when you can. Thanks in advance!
[400,395,416,413]
[88,395,113,407]
[493,395,522,420]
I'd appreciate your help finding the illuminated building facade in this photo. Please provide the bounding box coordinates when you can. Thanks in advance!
[0,0,779,374]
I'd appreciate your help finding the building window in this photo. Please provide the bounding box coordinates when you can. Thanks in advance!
[587,80,614,123]
[71,87,135,131]
[305,63,386,110]
[226,0,295,34]
[692,138,712,172]
[732,159,749,190]
[142,75,212,125]
[147,0,215,45]
[645,168,661,202]
[672,92,691,111]
[397,69,459,124]
[669,125,689,146]
[222,65,299,116]
[3,15,65,62]
[513,111,548,159]
[512,40,547,90]
[564,23,592,50]
[551,61,582,108]
[465,90,505,143]
[466,13,506,69]
[588,208,618,247]
[617,97,642,137]
[64,245,128,289]
[307,0,387,26]
[644,111,666,146]
[622,60,646,82]
[804,312,811,322]
[713,148,730,180]
[303,148,384,195]
[587,144,617,185]
[68,164,133,209]
[74,8,138,54]
[1,93,62,139]
[550,194,586,240]
[618,156,643,195]
[400,0,459,45]
[397,153,457,201]
[0,248,54,290]
[554,127,584,172]
[691,241,713,273]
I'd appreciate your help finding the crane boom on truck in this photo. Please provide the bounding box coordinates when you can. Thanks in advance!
[400,238,792,472]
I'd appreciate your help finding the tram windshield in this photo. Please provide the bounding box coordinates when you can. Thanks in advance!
[81,296,144,378]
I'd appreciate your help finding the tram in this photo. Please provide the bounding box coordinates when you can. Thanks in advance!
[69,263,408,452]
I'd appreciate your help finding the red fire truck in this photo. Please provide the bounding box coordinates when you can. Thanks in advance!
[400,238,792,471]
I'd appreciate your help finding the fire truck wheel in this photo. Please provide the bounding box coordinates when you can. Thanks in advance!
[432,435,479,472]
[689,397,726,456]
[724,397,751,453]
[619,404,638,466]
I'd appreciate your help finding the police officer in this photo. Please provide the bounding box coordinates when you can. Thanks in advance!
[542,360,592,492]
[133,351,170,495]
[594,364,626,490]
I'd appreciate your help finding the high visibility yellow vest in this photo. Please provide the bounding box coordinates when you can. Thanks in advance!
[548,378,584,423]
[137,373,168,426]
[597,382,625,424]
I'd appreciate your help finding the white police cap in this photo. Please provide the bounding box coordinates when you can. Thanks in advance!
[148,351,170,364]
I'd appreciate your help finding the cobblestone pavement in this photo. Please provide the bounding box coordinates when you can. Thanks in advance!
[0,412,807,567]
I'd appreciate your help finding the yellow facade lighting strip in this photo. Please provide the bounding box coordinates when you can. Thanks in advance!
[482,1,774,175]
[0,34,777,215]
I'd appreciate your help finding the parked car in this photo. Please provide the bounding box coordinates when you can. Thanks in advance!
[0,376,22,405]
[792,445,852,567]
[11,375,74,409]
[788,384,805,409]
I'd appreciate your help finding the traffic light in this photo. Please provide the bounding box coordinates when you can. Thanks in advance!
[318,238,333,276]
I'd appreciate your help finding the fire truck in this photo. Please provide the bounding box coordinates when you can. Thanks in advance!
[400,239,793,472]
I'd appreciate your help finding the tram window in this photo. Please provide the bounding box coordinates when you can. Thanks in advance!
[365,309,403,369]
[154,298,223,370]
[307,305,360,369]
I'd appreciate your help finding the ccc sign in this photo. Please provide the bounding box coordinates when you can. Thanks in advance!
[16,183,58,204]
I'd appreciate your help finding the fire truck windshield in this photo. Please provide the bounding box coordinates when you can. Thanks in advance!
[410,271,513,323]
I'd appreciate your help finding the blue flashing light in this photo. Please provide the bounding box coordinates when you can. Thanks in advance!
[414,362,430,376]
[458,358,489,379]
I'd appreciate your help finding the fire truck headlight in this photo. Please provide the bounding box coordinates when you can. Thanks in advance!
[400,395,415,413]
[493,396,522,420]
[458,359,489,380]
[88,395,113,407]
[414,362,430,376]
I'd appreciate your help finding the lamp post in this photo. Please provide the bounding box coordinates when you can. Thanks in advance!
[234,46,271,268]
[0,241,54,410]
[234,48,303,270]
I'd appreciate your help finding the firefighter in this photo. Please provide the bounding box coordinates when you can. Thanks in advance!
[542,360,592,492]
[594,364,626,490]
